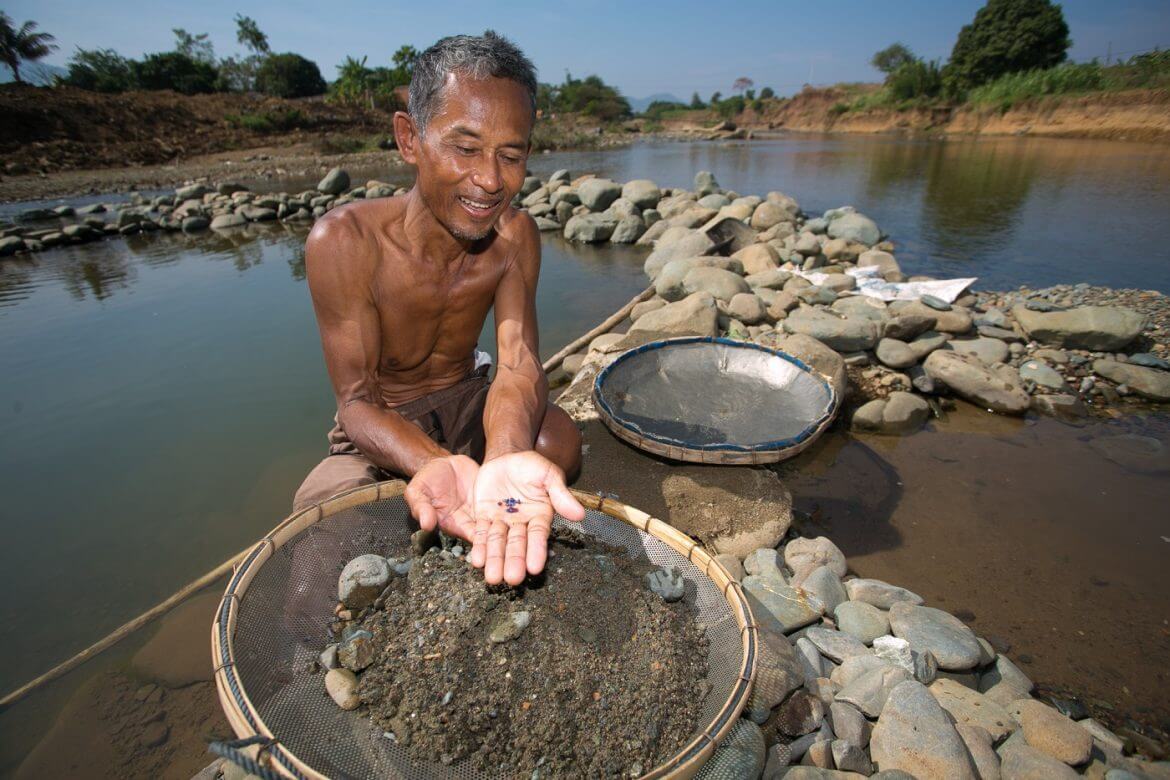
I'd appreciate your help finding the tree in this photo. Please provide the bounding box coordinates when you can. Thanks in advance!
[732,76,753,94]
[133,52,218,94]
[389,44,419,85]
[235,14,269,55]
[887,60,943,101]
[709,91,722,105]
[943,0,1071,95]
[871,43,917,74]
[759,86,775,99]
[61,47,133,92]
[745,88,756,101]
[689,91,704,109]
[0,12,57,84]
[256,52,326,98]
[172,28,215,65]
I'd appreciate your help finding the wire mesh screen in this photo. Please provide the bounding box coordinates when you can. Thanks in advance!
[229,495,744,779]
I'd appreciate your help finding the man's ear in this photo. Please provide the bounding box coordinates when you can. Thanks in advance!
[394,111,419,164]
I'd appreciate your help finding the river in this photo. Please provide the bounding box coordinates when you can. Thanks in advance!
[0,134,1168,775]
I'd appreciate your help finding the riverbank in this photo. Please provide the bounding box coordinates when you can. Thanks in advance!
[655,86,1170,144]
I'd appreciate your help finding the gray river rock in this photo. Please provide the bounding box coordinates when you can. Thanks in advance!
[1093,359,1170,402]
[888,603,983,670]
[805,625,870,663]
[923,350,1030,414]
[834,601,891,645]
[845,579,924,609]
[1012,304,1145,350]
[870,680,979,778]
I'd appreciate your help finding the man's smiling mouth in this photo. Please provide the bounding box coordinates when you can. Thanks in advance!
[458,195,501,216]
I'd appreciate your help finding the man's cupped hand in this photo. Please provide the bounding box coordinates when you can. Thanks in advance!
[404,451,585,586]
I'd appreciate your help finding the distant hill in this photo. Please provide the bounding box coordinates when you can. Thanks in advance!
[628,92,684,113]
[0,62,67,86]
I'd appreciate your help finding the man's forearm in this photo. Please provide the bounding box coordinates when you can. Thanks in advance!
[339,399,449,477]
[482,359,547,461]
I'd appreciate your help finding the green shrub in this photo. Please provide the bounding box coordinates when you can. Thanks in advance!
[887,60,943,101]
[60,47,133,92]
[829,102,849,115]
[226,109,309,132]
[256,52,326,98]
[132,51,218,94]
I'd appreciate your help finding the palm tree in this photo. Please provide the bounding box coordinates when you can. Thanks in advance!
[0,12,57,84]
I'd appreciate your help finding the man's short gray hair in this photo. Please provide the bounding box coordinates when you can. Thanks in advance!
[409,31,538,135]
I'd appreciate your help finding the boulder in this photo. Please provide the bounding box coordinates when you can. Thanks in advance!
[683,266,750,302]
[892,300,973,334]
[655,257,744,301]
[949,336,1009,366]
[629,292,719,337]
[845,579,923,609]
[564,212,618,243]
[834,601,891,645]
[783,308,879,352]
[1015,700,1092,766]
[694,170,721,196]
[882,391,930,434]
[888,603,982,671]
[621,179,661,209]
[727,293,766,325]
[870,681,979,779]
[643,231,716,278]
[884,314,936,341]
[751,201,791,230]
[858,249,902,278]
[317,168,350,195]
[827,212,881,246]
[609,214,646,244]
[998,743,1079,779]
[836,665,912,718]
[210,213,247,230]
[928,678,1017,742]
[923,351,1030,414]
[733,243,781,275]
[577,178,622,211]
[784,536,847,579]
[1092,359,1170,402]
[1011,305,1144,351]
[875,338,918,370]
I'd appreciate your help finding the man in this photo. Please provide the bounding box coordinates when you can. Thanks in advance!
[294,32,584,587]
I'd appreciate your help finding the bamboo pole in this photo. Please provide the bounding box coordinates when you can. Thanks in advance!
[542,285,655,373]
[0,548,248,710]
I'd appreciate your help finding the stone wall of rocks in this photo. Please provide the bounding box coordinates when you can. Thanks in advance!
[0,167,403,255]
[528,169,1170,432]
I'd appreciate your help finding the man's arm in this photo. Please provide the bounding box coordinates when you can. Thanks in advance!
[305,213,448,477]
[482,212,547,459]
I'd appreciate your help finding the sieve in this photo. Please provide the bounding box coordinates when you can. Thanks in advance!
[211,481,758,779]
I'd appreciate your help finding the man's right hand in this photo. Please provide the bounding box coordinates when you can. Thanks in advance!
[404,454,479,542]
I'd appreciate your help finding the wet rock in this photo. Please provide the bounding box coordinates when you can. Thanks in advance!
[852,399,886,432]
[845,579,923,609]
[1092,360,1170,402]
[338,554,392,609]
[1011,304,1144,351]
[698,718,765,779]
[137,721,170,749]
[835,601,891,645]
[488,610,531,643]
[785,537,848,580]
[929,678,1017,742]
[1030,391,1088,419]
[1016,699,1092,766]
[805,626,870,664]
[889,603,982,671]
[644,566,685,602]
[835,665,911,717]
[338,629,376,672]
[325,668,360,710]
[998,742,1078,779]
[923,351,1030,415]
[870,680,979,778]
[801,567,849,613]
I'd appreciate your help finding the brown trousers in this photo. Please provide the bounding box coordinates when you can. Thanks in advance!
[292,366,490,510]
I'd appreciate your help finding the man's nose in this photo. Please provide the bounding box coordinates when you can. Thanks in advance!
[471,155,502,194]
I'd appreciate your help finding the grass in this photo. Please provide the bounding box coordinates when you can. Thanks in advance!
[968,52,1170,110]
[225,109,309,133]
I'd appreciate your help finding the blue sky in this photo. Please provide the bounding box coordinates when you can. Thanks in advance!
[9,0,1170,98]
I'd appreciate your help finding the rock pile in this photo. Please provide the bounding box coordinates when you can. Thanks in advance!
[525,169,1169,429]
[0,167,404,255]
[693,535,1165,779]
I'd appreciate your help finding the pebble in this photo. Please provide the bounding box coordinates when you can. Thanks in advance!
[920,294,952,311]
[870,680,979,779]
[888,603,982,670]
[1016,699,1093,766]
[489,610,532,643]
[914,649,939,684]
[338,629,376,672]
[338,554,392,609]
[645,565,685,602]
[318,643,339,670]
[834,601,891,645]
[325,668,360,710]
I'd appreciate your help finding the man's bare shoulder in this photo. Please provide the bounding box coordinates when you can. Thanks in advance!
[305,197,406,278]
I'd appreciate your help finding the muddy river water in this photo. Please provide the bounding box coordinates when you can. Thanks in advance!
[0,135,1168,775]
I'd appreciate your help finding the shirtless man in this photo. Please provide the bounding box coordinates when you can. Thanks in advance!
[294,32,584,587]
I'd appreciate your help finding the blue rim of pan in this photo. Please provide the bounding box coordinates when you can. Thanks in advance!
[593,335,839,453]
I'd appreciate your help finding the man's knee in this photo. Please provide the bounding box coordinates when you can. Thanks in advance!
[535,403,582,484]
[292,454,382,511]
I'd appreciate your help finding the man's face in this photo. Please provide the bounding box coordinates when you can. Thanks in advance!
[408,74,533,242]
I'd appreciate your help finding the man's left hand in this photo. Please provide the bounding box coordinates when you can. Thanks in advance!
[468,451,585,586]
